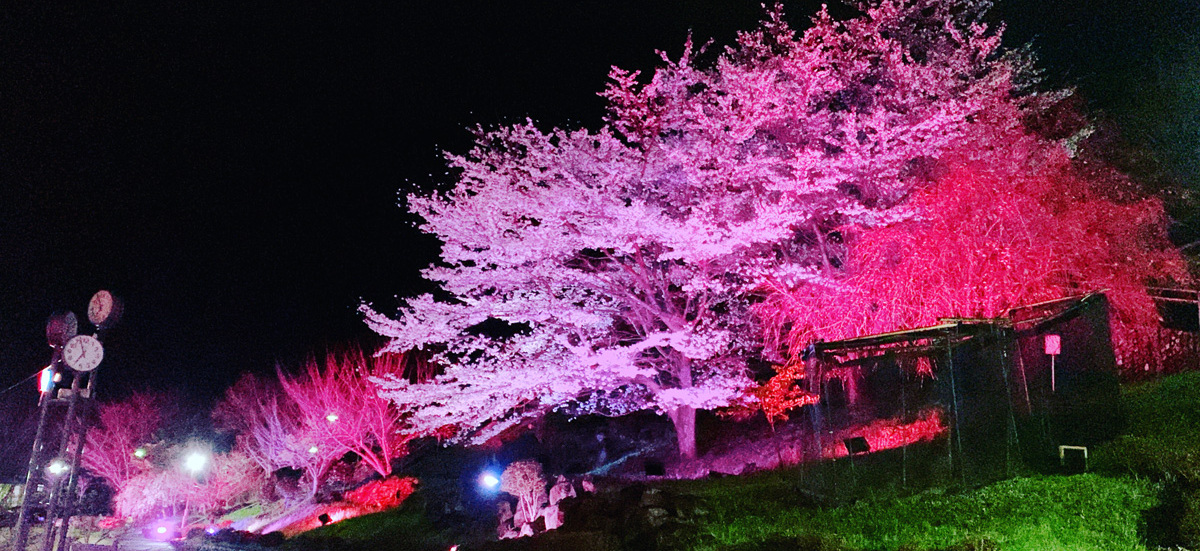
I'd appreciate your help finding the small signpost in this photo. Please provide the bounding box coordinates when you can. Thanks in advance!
[1044,334,1061,392]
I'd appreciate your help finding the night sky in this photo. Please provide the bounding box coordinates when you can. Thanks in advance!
[0,0,1195,411]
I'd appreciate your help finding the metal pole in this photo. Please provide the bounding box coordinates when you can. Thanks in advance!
[15,355,60,551]
[946,326,966,487]
[1050,355,1056,393]
[55,371,95,551]
[901,368,907,488]
[41,373,83,551]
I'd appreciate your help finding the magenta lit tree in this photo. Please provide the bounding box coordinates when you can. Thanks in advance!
[112,464,192,521]
[82,392,168,495]
[365,0,1027,459]
[756,115,1189,380]
[111,449,265,522]
[187,451,266,520]
[213,372,338,501]
[277,350,413,478]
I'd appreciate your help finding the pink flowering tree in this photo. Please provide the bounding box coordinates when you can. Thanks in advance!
[756,114,1189,389]
[188,451,266,520]
[751,6,1189,393]
[213,372,339,501]
[112,465,192,521]
[276,350,413,478]
[111,448,265,522]
[365,0,1027,459]
[82,392,169,495]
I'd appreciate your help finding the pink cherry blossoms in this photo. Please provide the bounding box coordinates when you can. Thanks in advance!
[365,0,1188,459]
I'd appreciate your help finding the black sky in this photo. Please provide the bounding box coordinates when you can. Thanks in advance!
[0,0,1196,410]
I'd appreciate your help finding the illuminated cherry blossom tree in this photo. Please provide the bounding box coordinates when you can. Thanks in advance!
[82,392,168,494]
[366,0,1026,459]
[213,372,339,500]
[113,464,191,520]
[277,349,413,478]
[757,123,1189,369]
[111,449,265,522]
[188,451,266,520]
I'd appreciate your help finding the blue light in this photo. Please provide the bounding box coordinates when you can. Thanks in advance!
[479,472,500,489]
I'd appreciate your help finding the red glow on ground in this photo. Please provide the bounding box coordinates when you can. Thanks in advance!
[820,408,946,459]
[280,477,418,537]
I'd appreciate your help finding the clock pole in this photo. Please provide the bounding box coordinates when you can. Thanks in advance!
[13,291,118,551]
[53,369,98,551]
[38,367,85,551]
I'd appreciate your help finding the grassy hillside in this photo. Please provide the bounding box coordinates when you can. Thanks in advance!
[284,371,1200,551]
[667,471,1156,550]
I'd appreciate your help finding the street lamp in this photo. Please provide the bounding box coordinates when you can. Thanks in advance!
[183,451,208,475]
[46,458,71,477]
[180,448,211,535]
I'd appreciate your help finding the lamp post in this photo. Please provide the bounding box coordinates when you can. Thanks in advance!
[180,449,210,536]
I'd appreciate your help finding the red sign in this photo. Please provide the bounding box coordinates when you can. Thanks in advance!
[1044,334,1061,356]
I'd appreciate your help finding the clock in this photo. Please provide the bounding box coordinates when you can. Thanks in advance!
[62,335,104,372]
[46,311,79,348]
[88,290,120,327]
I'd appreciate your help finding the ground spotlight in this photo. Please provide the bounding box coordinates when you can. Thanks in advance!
[479,471,500,490]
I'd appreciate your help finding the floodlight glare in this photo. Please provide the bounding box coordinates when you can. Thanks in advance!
[134,447,147,458]
[47,459,70,476]
[326,413,339,423]
[479,472,500,489]
[183,451,208,474]
[308,445,319,454]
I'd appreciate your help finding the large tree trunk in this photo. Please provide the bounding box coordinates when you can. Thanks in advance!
[667,405,697,460]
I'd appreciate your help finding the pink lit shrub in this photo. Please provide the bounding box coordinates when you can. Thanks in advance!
[499,460,548,536]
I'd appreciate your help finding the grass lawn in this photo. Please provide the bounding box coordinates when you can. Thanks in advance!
[677,472,1156,550]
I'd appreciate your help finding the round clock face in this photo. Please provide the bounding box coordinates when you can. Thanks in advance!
[63,335,104,372]
[88,290,115,326]
[46,311,79,348]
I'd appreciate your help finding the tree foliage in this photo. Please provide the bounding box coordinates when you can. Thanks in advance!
[365,0,1036,459]
[111,447,265,522]
[753,11,1189,377]
[82,392,169,495]
[213,372,340,500]
[366,0,1188,457]
[277,349,413,478]
[214,349,413,503]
